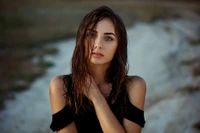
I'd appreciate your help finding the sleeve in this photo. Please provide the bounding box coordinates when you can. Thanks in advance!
[123,102,146,127]
[50,105,74,132]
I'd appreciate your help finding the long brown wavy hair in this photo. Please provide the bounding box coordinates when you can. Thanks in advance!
[63,6,129,117]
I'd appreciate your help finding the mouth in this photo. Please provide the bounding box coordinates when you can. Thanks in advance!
[91,52,104,57]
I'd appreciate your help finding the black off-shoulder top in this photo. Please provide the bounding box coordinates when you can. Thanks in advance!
[50,75,146,132]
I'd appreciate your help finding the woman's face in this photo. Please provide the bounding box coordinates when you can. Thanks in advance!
[85,18,118,66]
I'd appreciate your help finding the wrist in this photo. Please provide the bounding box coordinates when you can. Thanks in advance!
[91,91,105,105]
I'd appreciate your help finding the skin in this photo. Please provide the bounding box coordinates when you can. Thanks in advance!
[49,18,146,133]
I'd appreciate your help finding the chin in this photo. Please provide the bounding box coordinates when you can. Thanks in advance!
[90,59,111,66]
[91,61,104,65]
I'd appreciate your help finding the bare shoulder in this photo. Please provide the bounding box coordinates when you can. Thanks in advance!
[126,76,146,91]
[49,75,68,114]
[49,75,65,93]
[126,75,146,110]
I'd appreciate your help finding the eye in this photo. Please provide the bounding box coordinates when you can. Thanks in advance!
[87,32,96,39]
[105,36,113,41]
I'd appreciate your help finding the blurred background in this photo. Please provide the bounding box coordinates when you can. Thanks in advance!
[0,0,200,133]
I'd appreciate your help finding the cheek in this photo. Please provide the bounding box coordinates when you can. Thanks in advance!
[112,42,118,54]
[109,43,118,58]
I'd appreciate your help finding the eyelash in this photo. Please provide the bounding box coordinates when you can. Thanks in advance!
[86,33,113,41]
[105,36,113,41]
[87,33,96,38]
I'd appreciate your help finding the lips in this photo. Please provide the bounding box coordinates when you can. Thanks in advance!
[92,52,104,57]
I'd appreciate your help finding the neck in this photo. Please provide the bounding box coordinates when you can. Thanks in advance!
[89,63,110,85]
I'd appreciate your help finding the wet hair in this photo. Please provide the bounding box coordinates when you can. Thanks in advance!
[64,6,129,116]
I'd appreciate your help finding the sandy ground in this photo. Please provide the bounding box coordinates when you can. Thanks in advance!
[0,17,200,133]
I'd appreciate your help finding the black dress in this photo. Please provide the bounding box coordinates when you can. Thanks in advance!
[50,75,146,133]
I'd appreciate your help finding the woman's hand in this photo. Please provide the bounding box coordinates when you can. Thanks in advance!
[83,75,102,102]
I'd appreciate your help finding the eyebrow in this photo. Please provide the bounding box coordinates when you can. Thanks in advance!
[87,29,115,36]
[104,32,115,36]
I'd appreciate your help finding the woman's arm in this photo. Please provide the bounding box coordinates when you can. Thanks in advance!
[92,91,126,133]
[85,77,125,133]
[49,76,78,133]
[85,76,146,133]
[123,76,146,133]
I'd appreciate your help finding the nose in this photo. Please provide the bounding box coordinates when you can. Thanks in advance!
[94,37,102,49]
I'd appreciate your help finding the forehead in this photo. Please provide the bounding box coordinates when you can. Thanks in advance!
[89,18,115,34]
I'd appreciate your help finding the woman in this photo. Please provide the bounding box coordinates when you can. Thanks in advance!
[49,6,146,133]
